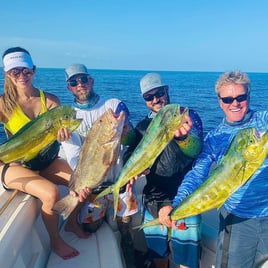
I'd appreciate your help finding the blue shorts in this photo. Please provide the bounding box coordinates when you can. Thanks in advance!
[143,209,201,267]
[216,208,268,267]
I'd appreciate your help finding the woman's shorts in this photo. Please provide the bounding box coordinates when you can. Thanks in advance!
[23,141,60,171]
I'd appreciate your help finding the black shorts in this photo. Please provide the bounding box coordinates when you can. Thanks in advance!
[1,141,60,190]
[23,141,60,171]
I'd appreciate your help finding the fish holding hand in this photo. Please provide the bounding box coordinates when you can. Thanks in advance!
[95,104,189,218]
[0,105,81,164]
[53,109,125,220]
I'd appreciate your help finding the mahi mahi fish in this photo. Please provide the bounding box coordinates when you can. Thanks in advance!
[0,105,81,164]
[53,109,125,220]
[95,104,189,218]
[142,128,268,228]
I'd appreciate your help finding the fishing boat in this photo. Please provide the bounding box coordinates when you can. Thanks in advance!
[0,172,221,268]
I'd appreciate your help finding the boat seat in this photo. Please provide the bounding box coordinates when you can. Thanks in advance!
[0,186,50,268]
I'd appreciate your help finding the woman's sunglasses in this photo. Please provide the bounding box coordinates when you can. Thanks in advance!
[219,93,248,104]
[68,76,89,87]
[8,67,34,77]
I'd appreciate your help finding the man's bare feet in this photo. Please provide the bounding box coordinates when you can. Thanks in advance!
[64,220,91,238]
[51,237,80,260]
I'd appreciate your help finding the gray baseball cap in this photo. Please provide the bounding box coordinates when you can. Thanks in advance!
[140,73,167,95]
[65,63,89,81]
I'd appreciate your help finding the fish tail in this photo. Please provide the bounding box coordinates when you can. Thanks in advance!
[52,195,79,220]
[139,218,160,230]
[95,185,114,200]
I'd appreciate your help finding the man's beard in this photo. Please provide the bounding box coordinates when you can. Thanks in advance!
[74,92,90,102]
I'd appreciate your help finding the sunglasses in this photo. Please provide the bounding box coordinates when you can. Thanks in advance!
[143,88,166,102]
[68,76,89,87]
[8,67,34,77]
[219,93,248,104]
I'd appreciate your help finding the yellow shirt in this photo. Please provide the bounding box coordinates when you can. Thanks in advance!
[4,89,47,135]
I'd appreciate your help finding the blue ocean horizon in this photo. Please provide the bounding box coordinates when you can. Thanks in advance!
[0,68,267,144]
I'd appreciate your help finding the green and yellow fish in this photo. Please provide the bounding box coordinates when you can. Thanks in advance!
[0,105,81,163]
[95,104,189,218]
[141,128,268,228]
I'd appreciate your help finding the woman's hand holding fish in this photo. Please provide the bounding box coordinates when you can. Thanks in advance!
[174,115,192,138]
[158,205,173,228]
[57,128,72,142]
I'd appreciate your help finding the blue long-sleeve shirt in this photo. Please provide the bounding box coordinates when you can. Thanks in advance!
[172,110,268,218]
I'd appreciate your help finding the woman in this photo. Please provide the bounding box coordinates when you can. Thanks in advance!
[0,47,89,260]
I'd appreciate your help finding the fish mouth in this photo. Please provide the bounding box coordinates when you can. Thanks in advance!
[255,129,267,139]
[116,111,126,121]
[179,106,189,119]
[108,109,126,122]
[250,128,265,140]
[72,109,79,119]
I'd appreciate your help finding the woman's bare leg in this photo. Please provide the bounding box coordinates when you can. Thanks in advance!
[1,163,80,259]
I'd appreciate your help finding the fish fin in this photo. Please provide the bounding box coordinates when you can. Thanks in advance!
[239,162,249,184]
[139,218,160,230]
[113,189,120,219]
[95,185,114,200]
[53,195,79,220]
[102,149,116,165]
[68,174,76,189]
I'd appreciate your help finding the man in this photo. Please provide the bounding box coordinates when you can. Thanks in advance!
[133,73,203,268]
[160,70,268,267]
[61,63,137,267]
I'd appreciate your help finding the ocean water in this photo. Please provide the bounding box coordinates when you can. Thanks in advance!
[0,69,267,144]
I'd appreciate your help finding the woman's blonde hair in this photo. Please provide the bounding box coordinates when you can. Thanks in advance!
[0,47,31,122]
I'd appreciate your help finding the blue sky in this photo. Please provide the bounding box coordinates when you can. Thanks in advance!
[1,1,268,72]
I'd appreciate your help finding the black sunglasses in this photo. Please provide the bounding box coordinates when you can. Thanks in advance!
[143,88,166,102]
[68,76,89,87]
[8,67,34,77]
[219,93,248,104]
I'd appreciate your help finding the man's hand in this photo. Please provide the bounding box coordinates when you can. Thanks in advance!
[125,169,150,194]
[57,128,72,142]
[126,178,135,194]
[70,187,91,202]
[174,115,192,138]
[158,205,173,228]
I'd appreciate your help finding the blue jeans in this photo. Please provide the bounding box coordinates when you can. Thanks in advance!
[216,208,268,268]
